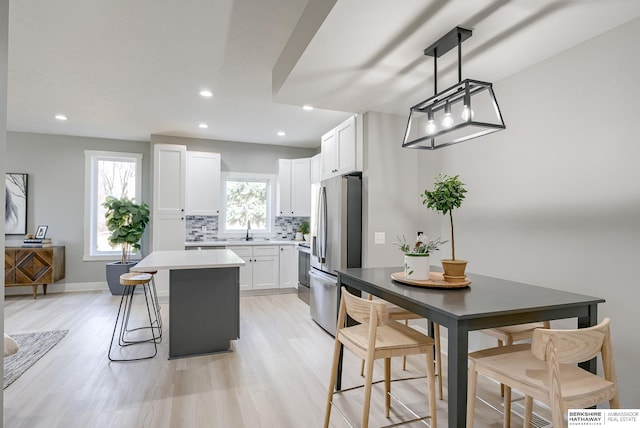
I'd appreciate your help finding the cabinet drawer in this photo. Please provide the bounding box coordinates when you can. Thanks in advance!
[253,246,278,257]
[230,246,252,259]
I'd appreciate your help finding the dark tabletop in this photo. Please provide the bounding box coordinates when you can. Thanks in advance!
[337,266,605,324]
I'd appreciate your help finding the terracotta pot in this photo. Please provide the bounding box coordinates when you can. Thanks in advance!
[441,259,467,282]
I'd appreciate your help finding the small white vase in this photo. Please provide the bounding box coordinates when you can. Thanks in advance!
[404,254,430,280]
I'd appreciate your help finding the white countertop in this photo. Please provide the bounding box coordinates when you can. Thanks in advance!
[131,249,245,271]
[184,239,303,247]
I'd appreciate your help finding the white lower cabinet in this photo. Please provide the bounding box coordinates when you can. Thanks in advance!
[279,245,298,288]
[232,246,280,291]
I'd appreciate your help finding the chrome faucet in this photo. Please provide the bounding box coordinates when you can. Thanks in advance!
[245,220,253,241]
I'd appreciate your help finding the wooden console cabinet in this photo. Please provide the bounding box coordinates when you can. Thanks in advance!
[4,246,65,299]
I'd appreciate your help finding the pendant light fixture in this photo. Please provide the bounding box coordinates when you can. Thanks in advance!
[402,27,506,150]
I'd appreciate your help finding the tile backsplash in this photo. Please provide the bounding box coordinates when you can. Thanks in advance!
[186,215,309,241]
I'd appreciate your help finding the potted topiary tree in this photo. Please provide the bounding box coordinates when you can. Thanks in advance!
[298,221,310,241]
[103,196,150,295]
[421,174,468,281]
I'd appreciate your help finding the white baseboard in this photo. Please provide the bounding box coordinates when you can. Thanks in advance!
[4,281,109,296]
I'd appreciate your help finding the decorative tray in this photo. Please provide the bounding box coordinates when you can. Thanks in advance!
[390,271,471,289]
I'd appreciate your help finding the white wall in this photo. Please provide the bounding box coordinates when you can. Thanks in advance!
[5,133,151,293]
[433,18,640,406]
[362,111,424,268]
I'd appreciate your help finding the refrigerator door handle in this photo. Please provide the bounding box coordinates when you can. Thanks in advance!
[315,186,327,264]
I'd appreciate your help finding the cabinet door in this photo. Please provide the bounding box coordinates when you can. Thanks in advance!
[277,159,292,216]
[310,153,322,184]
[321,129,337,180]
[231,247,253,291]
[186,151,221,215]
[252,255,279,289]
[152,214,185,251]
[336,115,356,175]
[291,158,311,217]
[279,245,298,288]
[153,144,186,216]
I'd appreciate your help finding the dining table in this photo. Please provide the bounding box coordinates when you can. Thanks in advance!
[335,266,605,428]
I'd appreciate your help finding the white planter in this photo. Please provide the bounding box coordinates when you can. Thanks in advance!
[404,254,430,280]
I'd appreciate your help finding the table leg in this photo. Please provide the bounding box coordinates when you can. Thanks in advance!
[578,303,599,374]
[448,321,469,428]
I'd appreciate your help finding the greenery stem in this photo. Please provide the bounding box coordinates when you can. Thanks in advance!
[449,210,455,260]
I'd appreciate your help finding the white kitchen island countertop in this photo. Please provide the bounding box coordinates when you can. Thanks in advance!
[131,249,245,271]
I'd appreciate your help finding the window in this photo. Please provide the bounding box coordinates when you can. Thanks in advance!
[84,151,143,260]
[221,172,274,235]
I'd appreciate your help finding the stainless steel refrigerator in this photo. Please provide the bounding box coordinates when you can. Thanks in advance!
[309,173,362,336]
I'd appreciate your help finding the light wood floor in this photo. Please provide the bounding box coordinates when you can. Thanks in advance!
[3,291,539,427]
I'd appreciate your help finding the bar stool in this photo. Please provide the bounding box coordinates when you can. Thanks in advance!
[108,272,160,362]
[132,270,162,334]
[360,298,443,400]
[325,287,438,428]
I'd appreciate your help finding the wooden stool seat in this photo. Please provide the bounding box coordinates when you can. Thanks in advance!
[482,321,549,343]
[119,272,153,286]
[360,300,444,400]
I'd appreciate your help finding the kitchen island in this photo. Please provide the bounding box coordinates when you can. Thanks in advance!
[132,249,245,359]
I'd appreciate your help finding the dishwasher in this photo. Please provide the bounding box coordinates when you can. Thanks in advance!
[309,268,339,336]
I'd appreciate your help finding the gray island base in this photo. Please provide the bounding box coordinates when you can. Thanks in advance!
[131,249,245,359]
[169,267,239,358]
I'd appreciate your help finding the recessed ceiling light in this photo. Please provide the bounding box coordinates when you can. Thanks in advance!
[54,114,67,121]
[277,131,286,136]
[198,123,209,129]
[199,89,213,97]
[302,105,314,111]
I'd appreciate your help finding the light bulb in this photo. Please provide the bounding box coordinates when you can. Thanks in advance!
[461,105,474,121]
[426,120,437,135]
[442,112,454,128]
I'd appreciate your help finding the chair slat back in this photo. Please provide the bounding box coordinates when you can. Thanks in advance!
[341,287,388,326]
[531,318,609,364]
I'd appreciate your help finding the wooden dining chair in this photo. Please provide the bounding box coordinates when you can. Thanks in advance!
[324,287,438,428]
[467,318,619,428]
[359,296,443,400]
[481,321,550,399]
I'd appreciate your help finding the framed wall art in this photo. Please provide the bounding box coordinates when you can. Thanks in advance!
[5,173,28,235]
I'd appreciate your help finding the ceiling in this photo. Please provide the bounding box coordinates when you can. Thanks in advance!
[8,0,640,149]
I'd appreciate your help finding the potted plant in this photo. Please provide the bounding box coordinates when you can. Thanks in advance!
[421,174,468,280]
[103,196,150,295]
[298,221,310,241]
[394,234,445,280]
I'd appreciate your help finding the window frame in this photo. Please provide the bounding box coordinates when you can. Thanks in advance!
[83,150,143,261]
[219,172,275,238]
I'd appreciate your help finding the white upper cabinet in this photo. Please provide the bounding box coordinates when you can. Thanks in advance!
[186,151,221,215]
[278,158,311,217]
[321,115,361,180]
[310,153,322,184]
[153,144,186,250]
[154,144,186,216]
